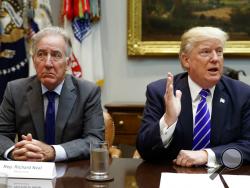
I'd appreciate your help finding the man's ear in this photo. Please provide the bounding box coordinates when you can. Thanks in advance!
[32,56,37,68]
[180,53,190,69]
[65,57,70,71]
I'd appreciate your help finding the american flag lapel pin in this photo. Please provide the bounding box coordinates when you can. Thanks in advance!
[220,98,225,103]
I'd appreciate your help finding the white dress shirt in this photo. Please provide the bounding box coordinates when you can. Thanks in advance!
[159,76,220,168]
[41,81,67,162]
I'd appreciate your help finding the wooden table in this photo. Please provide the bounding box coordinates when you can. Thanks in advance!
[12,158,250,188]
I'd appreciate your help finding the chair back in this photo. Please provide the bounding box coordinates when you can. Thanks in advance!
[103,111,115,148]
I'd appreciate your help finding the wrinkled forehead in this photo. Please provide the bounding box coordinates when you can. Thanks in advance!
[35,35,67,53]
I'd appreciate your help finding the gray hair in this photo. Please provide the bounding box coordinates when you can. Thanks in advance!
[31,26,72,57]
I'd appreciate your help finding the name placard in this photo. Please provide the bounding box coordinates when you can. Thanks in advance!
[0,160,56,179]
[8,178,54,188]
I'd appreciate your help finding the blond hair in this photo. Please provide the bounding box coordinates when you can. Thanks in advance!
[179,26,228,69]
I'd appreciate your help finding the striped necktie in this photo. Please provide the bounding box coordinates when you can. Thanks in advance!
[192,89,211,150]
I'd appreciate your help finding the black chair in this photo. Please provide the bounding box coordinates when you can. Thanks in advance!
[223,66,246,80]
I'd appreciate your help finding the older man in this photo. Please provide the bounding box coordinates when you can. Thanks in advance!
[0,26,104,162]
[137,26,250,167]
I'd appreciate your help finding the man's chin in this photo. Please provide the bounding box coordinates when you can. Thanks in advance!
[41,79,57,89]
[206,77,220,86]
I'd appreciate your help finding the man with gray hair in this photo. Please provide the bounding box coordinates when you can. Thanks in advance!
[0,26,104,162]
[137,26,250,167]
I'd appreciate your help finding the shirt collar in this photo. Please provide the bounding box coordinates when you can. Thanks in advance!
[41,80,64,95]
[188,76,215,102]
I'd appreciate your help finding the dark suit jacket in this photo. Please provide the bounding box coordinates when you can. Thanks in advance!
[0,74,104,161]
[137,72,250,164]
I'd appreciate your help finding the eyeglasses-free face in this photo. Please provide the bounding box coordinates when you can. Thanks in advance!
[198,47,223,58]
[183,39,224,89]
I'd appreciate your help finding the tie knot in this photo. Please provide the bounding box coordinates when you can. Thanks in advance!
[45,91,57,102]
[199,89,210,99]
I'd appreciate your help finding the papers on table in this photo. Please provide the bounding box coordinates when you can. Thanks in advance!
[160,173,250,188]
[160,173,224,188]
[222,175,250,188]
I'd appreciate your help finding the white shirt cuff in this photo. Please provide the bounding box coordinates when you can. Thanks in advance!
[4,145,67,162]
[205,148,221,168]
[4,146,15,160]
[159,115,177,147]
[52,145,67,162]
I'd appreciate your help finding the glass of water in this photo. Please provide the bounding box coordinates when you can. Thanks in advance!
[90,141,109,180]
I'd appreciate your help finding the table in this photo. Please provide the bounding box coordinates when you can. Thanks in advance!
[58,158,250,188]
[55,158,143,188]
[13,158,250,188]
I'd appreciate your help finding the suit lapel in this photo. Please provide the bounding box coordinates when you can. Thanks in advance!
[175,76,194,149]
[27,78,45,141]
[55,75,76,143]
[174,75,229,148]
[211,80,228,145]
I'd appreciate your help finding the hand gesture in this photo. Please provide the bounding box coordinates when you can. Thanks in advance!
[164,72,182,126]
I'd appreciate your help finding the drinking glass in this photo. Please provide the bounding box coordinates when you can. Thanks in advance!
[90,141,109,180]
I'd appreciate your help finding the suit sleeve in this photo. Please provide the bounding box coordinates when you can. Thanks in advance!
[0,83,17,157]
[136,83,167,160]
[60,85,104,160]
